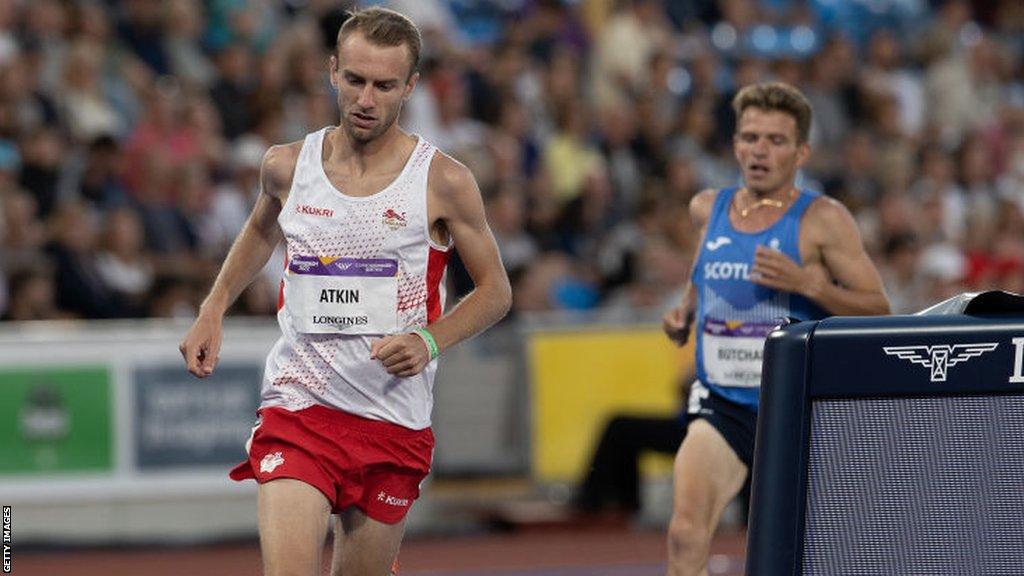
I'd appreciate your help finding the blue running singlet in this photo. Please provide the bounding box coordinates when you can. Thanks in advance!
[693,187,828,411]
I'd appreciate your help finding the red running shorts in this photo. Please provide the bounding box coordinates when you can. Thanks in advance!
[230,404,434,524]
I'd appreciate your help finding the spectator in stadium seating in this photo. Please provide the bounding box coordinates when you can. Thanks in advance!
[512,252,596,313]
[95,206,154,311]
[207,136,266,258]
[17,127,63,220]
[209,43,257,140]
[65,135,129,211]
[423,62,490,158]
[47,202,136,318]
[819,129,883,214]
[878,233,927,314]
[918,241,968,305]
[914,0,972,66]
[861,28,925,139]
[486,185,538,279]
[909,146,967,244]
[59,40,125,142]
[544,101,602,206]
[958,134,1000,237]
[164,0,217,90]
[1,264,66,321]
[118,0,177,78]
[122,78,202,198]
[148,275,197,319]
[0,187,47,269]
[596,101,644,220]
[997,132,1024,214]
[591,0,670,110]
[925,33,1004,148]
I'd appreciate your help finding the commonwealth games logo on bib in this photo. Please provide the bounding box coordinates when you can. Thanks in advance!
[383,209,407,230]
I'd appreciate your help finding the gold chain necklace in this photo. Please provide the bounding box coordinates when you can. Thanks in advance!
[736,188,795,218]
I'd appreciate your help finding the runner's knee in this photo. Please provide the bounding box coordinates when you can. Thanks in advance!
[264,555,321,576]
[667,513,711,559]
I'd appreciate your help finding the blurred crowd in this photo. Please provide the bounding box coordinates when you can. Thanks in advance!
[0,0,1021,322]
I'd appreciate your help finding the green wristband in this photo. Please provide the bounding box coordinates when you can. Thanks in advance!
[413,327,439,360]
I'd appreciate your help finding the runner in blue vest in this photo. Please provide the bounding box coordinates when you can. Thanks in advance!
[661,82,890,576]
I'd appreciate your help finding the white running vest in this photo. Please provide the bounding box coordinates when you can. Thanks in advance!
[261,127,450,429]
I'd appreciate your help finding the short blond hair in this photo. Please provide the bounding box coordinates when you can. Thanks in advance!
[732,82,813,143]
[337,7,421,77]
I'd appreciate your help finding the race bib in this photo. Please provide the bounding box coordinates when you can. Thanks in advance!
[701,318,778,387]
[286,255,398,335]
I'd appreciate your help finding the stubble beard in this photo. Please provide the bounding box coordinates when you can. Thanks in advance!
[341,104,401,146]
[746,164,796,197]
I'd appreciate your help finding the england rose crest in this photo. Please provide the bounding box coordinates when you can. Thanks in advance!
[383,209,407,230]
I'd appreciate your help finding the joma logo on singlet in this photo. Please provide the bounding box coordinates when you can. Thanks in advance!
[320,289,359,303]
[297,204,335,218]
[704,262,751,280]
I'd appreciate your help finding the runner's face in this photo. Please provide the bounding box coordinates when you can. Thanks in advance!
[733,108,809,195]
[332,32,417,144]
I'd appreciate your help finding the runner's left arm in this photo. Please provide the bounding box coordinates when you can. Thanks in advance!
[752,197,890,316]
[371,154,512,377]
[425,156,513,348]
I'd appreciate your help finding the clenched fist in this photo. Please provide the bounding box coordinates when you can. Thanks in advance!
[180,313,223,378]
[371,333,433,377]
[663,305,695,346]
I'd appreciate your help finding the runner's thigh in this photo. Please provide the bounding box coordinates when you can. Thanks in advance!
[331,507,406,576]
[673,419,748,527]
[259,478,333,576]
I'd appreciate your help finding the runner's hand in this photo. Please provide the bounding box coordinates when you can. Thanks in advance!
[180,313,223,378]
[751,245,824,295]
[663,305,695,346]
[371,333,431,377]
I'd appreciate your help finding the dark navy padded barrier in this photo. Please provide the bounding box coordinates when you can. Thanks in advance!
[746,295,1024,576]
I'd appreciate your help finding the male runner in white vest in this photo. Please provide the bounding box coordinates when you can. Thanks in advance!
[179,8,511,576]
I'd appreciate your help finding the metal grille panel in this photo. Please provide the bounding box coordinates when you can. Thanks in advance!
[803,395,1024,575]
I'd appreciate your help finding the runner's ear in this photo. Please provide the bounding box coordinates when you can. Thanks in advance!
[329,55,339,89]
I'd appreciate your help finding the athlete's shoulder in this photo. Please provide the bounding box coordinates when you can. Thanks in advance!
[689,188,720,226]
[805,194,855,227]
[803,194,859,243]
[427,148,478,198]
[262,140,304,198]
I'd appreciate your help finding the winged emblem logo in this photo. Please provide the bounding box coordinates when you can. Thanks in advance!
[883,343,999,382]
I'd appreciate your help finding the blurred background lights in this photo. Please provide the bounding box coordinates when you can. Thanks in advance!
[791,26,817,53]
[711,22,738,51]
[751,25,778,53]
[960,22,983,47]
[667,67,692,96]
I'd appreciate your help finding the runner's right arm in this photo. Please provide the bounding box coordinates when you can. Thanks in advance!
[663,188,717,346]
[179,144,298,378]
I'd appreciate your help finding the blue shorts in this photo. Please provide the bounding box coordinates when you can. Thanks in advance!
[686,380,758,469]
